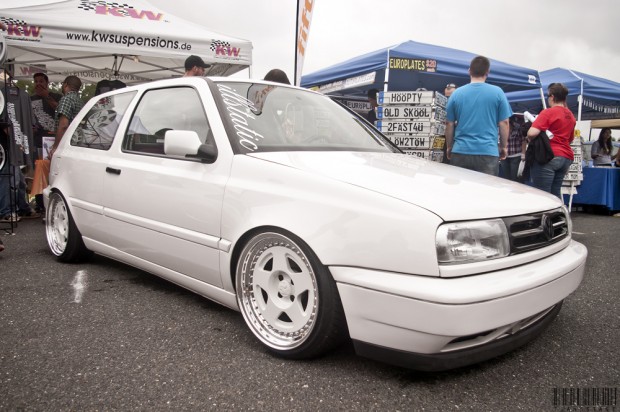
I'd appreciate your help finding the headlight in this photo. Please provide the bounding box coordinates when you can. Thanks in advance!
[436,219,510,264]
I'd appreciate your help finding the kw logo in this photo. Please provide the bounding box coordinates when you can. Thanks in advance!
[95,6,163,20]
[7,24,41,38]
[216,45,240,57]
[211,40,241,58]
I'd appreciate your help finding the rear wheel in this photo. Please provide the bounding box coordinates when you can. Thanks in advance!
[236,230,347,359]
[46,192,92,262]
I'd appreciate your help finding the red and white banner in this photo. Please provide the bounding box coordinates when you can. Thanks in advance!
[295,0,314,86]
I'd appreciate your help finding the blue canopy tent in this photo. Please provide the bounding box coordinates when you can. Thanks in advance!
[300,40,541,97]
[506,68,620,120]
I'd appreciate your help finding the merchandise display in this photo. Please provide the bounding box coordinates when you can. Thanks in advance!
[563,135,583,184]
[375,90,447,161]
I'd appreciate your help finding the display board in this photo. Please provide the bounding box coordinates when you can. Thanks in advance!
[375,90,447,161]
[331,96,371,117]
[563,138,583,185]
[561,123,588,206]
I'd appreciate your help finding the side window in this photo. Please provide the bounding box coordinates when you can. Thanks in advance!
[71,91,137,150]
[123,87,211,157]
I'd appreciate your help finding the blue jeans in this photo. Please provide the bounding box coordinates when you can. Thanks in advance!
[450,153,499,176]
[530,156,572,198]
[499,156,522,182]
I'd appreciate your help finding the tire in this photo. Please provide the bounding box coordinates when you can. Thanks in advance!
[46,192,92,262]
[235,230,347,359]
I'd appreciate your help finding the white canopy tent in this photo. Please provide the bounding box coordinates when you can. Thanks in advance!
[0,0,252,84]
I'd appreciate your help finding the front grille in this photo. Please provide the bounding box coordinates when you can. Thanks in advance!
[503,208,569,254]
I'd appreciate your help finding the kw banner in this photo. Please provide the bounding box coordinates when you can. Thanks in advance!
[295,0,314,86]
[0,0,252,82]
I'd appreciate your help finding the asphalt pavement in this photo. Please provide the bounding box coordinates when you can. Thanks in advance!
[0,212,618,411]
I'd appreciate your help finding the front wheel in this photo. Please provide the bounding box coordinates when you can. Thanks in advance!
[235,230,347,359]
[46,192,92,262]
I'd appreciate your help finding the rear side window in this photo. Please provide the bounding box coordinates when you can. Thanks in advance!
[122,87,212,157]
[70,91,137,150]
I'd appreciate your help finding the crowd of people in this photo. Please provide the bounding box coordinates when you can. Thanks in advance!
[365,55,608,199]
[1,73,84,225]
[444,57,580,198]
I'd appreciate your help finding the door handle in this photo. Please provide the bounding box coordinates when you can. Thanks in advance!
[106,167,121,175]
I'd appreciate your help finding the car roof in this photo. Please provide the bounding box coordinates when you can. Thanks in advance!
[93,76,307,100]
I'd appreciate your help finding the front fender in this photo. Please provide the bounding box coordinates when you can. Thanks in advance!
[220,156,443,290]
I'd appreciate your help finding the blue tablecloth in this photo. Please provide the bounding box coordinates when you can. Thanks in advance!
[564,167,620,211]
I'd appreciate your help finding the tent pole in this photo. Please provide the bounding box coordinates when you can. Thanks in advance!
[116,56,127,78]
[112,55,118,77]
[567,69,585,122]
[383,51,390,92]
[293,0,300,85]
[576,77,583,121]
[540,88,547,110]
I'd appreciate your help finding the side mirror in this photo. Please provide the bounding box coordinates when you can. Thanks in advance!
[164,130,218,163]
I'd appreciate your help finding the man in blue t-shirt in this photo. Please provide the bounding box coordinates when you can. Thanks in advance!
[445,56,512,176]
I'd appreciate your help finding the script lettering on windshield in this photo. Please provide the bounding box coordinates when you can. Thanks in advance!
[217,84,265,151]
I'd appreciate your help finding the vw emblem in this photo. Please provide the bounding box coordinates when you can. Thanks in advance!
[541,214,554,241]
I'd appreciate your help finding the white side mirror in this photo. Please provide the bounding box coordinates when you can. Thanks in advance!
[164,130,202,156]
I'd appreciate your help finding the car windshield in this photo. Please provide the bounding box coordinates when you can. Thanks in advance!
[213,81,399,154]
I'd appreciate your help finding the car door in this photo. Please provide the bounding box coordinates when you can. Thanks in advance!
[60,91,137,241]
[102,85,231,287]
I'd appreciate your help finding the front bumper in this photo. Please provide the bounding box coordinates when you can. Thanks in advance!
[330,240,587,371]
[353,301,562,372]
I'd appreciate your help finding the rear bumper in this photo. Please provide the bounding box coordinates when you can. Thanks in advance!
[330,240,587,370]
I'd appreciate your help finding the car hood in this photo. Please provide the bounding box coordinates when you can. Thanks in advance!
[247,151,562,221]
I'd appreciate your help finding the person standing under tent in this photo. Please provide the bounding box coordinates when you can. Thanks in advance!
[183,55,210,77]
[442,83,457,164]
[366,89,379,124]
[30,72,61,213]
[526,82,576,198]
[445,56,512,176]
[591,128,617,166]
[444,83,457,98]
[264,69,291,84]
[50,76,84,159]
[500,115,527,181]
